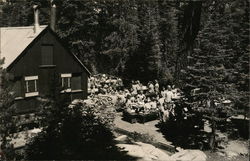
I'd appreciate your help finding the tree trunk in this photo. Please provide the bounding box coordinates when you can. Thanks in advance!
[209,120,216,150]
[175,1,202,84]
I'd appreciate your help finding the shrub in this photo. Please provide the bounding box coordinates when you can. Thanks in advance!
[25,96,129,160]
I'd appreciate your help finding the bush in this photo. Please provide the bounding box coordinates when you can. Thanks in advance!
[129,132,156,144]
[24,97,130,160]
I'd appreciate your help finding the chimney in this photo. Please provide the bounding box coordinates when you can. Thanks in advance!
[50,4,56,31]
[33,5,40,34]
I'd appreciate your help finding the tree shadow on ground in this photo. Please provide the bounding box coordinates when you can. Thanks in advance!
[155,120,210,150]
[25,133,139,160]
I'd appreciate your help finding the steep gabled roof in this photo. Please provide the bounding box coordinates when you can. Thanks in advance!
[0,25,47,68]
[0,25,91,75]
[47,28,91,76]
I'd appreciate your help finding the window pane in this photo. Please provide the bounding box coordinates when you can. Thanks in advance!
[41,45,53,65]
[29,80,35,92]
[72,76,81,90]
[26,80,37,93]
[62,77,71,89]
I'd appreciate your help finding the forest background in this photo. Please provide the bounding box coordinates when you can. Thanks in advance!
[0,0,249,111]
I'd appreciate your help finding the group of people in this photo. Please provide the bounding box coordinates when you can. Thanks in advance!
[88,74,183,123]
[130,80,160,96]
[123,83,182,123]
[88,74,123,95]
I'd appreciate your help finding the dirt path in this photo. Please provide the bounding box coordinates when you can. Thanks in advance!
[114,114,174,149]
[114,114,249,161]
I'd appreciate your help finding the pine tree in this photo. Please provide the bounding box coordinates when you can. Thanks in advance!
[100,0,140,75]
[182,0,249,149]
[175,1,202,84]
[228,0,250,117]
[0,59,17,160]
[145,1,162,80]
[158,0,179,84]
[55,0,99,73]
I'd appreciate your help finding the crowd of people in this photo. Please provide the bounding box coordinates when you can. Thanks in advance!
[123,83,183,123]
[88,74,183,123]
[88,74,123,95]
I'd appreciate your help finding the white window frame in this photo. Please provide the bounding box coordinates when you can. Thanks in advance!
[24,76,39,97]
[61,73,72,93]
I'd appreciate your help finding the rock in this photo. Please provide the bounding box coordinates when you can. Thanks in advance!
[176,147,184,152]
[115,135,128,143]
[224,140,249,157]
[170,150,207,161]
[227,151,238,158]
[216,151,226,156]
[117,142,172,161]
[117,144,145,158]
[30,128,42,134]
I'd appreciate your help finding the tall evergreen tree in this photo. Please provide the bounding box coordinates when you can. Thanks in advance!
[0,59,17,160]
[101,0,140,75]
[182,0,249,149]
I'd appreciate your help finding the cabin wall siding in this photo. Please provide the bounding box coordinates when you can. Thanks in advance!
[9,30,85,76]
[7,29,88,113]
[15,98,40,114]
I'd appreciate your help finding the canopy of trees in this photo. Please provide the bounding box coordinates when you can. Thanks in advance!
[0,0,202,83]
[0,0,249,153]
[1,0,248,108]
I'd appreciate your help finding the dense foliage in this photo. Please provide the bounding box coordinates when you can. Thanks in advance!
[0,59,17,161]
[1,1,247,84]
[0,0,249,152]
[25,96,130,160]
[181,0,249,149]
[0,0,201,84]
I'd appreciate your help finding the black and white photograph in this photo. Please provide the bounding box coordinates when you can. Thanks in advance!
[0,0,249,160]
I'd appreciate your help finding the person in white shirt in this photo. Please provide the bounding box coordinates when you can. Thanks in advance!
[154,80,159,94]
[136,95,145,112]
[144,97,152,110]
[131,88,137,96]
[135,80,141,91]
[161,87,167,98]
[165,85,173,103]
[117,90,126,104]
[148,81,155,94]
[125,95,132,107]
[161,102,170,122]
[158,96,165,107]
[150,98,157,109]
[131,80,138,95]
[137,90,146,102]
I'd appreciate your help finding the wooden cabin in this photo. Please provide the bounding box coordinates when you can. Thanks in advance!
[0,7,90,114]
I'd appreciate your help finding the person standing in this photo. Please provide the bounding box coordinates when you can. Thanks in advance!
[154,80,159,95]
[135,80,141,91]
[161,87,167,98]
[160,102,170,123]
[131,80,138,95]
[137,90,146,102]
[165,85,173,103]
[148,81,155,94]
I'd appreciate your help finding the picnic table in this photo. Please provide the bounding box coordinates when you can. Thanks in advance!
[123,110,159,124]
[137,111,159,123]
